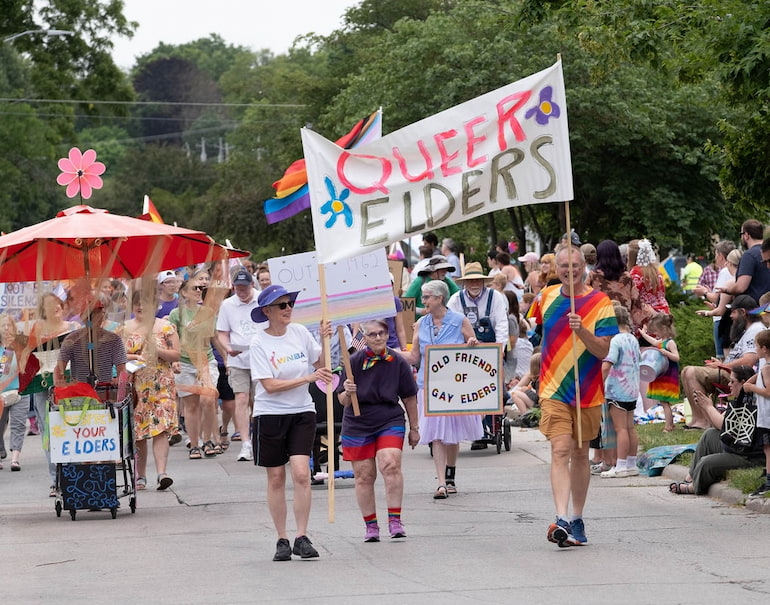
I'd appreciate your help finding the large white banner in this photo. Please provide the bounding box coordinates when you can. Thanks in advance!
[303,60,572,264]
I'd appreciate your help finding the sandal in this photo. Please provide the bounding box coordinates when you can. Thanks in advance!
[669,481,694,495]
[157,474,174,491]
[219,425,229,438]
[49,486,57,498]
[231,431,241,442]
[136,477,147,490]
[202,441,218,457]
[211,442,223,455]
[446,481,457,494]
[189,447,202,460]
[10,461,20,472]
[219,438,230,451]
[433,485,448,499]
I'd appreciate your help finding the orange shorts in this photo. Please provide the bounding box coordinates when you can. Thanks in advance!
[539,398,602,444]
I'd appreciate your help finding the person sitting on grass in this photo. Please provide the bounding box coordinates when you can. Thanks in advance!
[669,365,764,495]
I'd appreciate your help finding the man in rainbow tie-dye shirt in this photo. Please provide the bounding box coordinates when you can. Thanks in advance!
[528,246,618,548]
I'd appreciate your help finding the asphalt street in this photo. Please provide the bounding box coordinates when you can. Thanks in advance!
[3,425,770,604]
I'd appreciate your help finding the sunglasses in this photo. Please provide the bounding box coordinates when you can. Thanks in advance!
[193,285,206,291]
[269,300,295,310]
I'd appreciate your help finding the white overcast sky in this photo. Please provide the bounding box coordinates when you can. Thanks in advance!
[111,0,361,69]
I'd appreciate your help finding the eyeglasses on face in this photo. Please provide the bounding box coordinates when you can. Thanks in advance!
[269,300,295,310]
[421,294,436,301]
[365,330,387,339]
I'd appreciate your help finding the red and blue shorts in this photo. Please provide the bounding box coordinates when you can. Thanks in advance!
[341,424,405,461]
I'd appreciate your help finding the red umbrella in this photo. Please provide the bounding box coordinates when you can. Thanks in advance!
[0,205,247,282]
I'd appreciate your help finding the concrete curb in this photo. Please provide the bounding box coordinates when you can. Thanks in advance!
[661,463,770,513]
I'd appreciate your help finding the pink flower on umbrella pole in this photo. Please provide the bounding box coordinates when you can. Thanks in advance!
[56,148,106,200]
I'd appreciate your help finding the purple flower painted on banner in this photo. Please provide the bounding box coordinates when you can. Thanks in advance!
[525,86,561,126]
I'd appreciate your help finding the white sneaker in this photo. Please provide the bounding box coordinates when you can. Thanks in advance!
[237,442,253,462]
[600,466,630,478]
[625,466,640,476]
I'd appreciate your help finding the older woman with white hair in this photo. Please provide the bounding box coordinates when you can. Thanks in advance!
[399,279,482,500]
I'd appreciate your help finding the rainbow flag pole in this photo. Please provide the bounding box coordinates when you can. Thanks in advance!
[263,109,382,224]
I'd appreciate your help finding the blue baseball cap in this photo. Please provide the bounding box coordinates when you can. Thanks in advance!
[250,285,300,323]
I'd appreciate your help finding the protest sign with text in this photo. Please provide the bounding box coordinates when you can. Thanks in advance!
[267,249,395,331]
[303,60,572,264]
[424,343,503,415]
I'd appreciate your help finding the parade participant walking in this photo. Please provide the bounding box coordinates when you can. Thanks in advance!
[168,273,220,459]
[338,319,419,542]
[398,279,481,499]
[120,291,180,490]
[0,314,33,472]
[249,285,332,561]
[528,246,618,547]
[216,267,260,462]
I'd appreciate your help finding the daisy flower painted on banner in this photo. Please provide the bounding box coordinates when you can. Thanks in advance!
[56,148,106,199]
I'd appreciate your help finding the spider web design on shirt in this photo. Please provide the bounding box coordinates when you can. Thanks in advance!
[722,405,757,446]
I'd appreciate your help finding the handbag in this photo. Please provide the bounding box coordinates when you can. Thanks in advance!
[1,389,22,407]
[720,390,757,454]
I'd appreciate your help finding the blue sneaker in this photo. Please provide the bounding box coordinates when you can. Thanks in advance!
[569,518,588,545]
[546,517,578,548]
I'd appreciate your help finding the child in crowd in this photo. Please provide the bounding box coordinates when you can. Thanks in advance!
[640,313,680,432]
[741,330,770,496]
[601,304,641,478]
[512,319,534,383]
[509,352,541,416]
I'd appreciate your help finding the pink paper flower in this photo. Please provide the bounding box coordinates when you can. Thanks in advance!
[56,148,106,199]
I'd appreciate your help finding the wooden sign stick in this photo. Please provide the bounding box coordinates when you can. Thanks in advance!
[564,200,583,443]
[318,264,335,522]
[337,325,361,416]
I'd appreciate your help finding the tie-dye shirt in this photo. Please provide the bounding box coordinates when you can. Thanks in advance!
[604,332,641,402]
[528,285,618,408]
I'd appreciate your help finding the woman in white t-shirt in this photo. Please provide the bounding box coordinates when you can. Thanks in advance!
[249,285,332,562]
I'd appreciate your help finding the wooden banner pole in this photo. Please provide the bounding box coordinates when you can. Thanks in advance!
[318,264,335,522]
[564,201,582,443]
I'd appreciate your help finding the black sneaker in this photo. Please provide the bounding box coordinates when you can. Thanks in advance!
[292,535,319,559]
[273,538,292,561]
[750,482,770,498]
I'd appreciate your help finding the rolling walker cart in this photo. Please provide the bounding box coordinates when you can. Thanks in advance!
[48,382,136,520]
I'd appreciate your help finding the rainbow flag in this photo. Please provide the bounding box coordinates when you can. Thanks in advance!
[141,195,164,224]
[263,110,382,224]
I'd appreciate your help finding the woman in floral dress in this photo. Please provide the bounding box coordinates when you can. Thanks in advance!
[121,290,180,490]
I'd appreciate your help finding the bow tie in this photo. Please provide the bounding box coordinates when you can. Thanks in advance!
[362,349,394,370]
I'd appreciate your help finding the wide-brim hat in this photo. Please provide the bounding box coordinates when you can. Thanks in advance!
[417,254,455,276]
[251,285,300,322]
[455,261,494,282]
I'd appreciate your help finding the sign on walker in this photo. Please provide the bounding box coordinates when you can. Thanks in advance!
[424,344,503,415]
[49,409,121,463]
